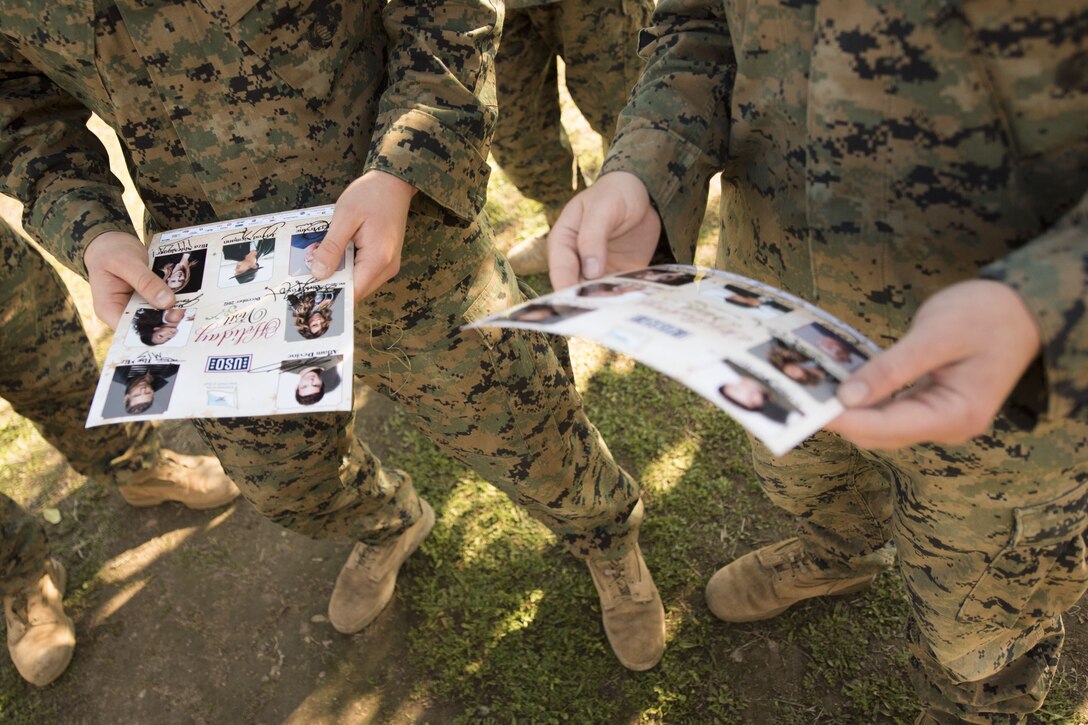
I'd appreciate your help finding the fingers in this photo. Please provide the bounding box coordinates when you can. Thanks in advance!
[835,324,960,408]
[84,231,174,328]
[351,231,401,301]
[93,261,173,328]
[826,280,1043,450]
[309,212,353,280]
[547,172,655,289]
[548,200,587,290]
[90,286,131,330]
[574,197,618,281]
[127,257,176,309]
[318,171,414,296]
[828,320,968,448]
[826,374,987,449]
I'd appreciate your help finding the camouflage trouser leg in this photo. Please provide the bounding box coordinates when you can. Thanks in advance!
[557,0,653,144]
[751,430,893,577]
[192,409,422,544]
[0,493,50,598]
[492,0,652,222]
[0,222,158,483]
[751,415,1088,722]
[193,214,642,558]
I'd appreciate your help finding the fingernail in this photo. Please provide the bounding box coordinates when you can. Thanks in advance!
[310,262,328,278]
[837,380,868,407]
[154,290,174,307]
[584,257,601,278]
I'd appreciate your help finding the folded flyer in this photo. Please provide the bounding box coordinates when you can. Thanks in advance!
[468,265,881,456]
[86,205,354,426]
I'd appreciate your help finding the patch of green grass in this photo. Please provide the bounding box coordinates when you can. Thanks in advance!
[366,344,924,723]
[1035,666,1088,724]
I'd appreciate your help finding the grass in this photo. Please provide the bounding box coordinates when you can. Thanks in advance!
[0,66,1085,725]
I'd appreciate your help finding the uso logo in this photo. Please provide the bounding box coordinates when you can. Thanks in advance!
[205,355,252,372]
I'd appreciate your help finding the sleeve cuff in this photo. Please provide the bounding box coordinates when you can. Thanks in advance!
[981,211,1088,421]
[601,120,719,264]
[365,107,491,223]
[30,184,136,277]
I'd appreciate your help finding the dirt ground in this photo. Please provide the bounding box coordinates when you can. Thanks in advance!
[4,391,468,724]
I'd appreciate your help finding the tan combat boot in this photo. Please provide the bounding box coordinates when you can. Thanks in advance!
[587,541,666,671]
[705,537,875,623]
[4,559,76,686]
[506,233,549,277]
[328,499,435,634]
[116,450,240,510]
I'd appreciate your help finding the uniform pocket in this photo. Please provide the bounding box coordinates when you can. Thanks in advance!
[957,482,1088,630]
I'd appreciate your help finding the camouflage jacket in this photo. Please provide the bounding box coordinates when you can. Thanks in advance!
[603,0,1088,422]
[505,1,560,9]
[0,0,499,274]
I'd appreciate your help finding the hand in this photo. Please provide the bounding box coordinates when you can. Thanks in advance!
[84,231,174,329]
[547,171,662,290]
[824,280,1042,449]
[309,170,417,301]
[234,250,259,275]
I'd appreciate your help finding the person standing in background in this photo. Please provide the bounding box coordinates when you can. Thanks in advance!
[496,0,654,276]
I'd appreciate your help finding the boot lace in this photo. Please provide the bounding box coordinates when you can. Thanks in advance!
[344,539,398,574]
[599,562,632,598]
[769,548,816,583]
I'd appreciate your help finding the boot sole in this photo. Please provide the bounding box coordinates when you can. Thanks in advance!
[119,488,239,510]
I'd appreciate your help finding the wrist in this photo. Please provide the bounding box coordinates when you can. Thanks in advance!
[363,170,417,202]
[84,230,143,266]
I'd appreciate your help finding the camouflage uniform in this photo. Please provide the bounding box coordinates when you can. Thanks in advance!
[493,0,653,223]
[0,2,640,560]
[0,219,160,596]
[603,1,1088,721]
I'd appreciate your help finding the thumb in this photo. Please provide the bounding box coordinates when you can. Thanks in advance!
[309,214,355,279]
[836,326,958,407]
[91,254,174,329]
[136,267,175,309]
[118,254,175,310]
[573,197,617,282]
[548,200,587,290]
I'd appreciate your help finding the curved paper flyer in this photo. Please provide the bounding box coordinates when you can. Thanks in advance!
[467,265,880,456]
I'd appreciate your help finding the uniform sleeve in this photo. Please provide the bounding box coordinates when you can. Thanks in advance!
[599,0,734,264]
[981,192,1088,421]
[0,39,136,277]
[367,0,500,222]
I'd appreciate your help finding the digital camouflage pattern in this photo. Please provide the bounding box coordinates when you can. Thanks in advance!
[0,219,161,595]
[492,0,653,223]
[603,1,1088,721]
[0,494,48,598]
[0,1,642,559]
